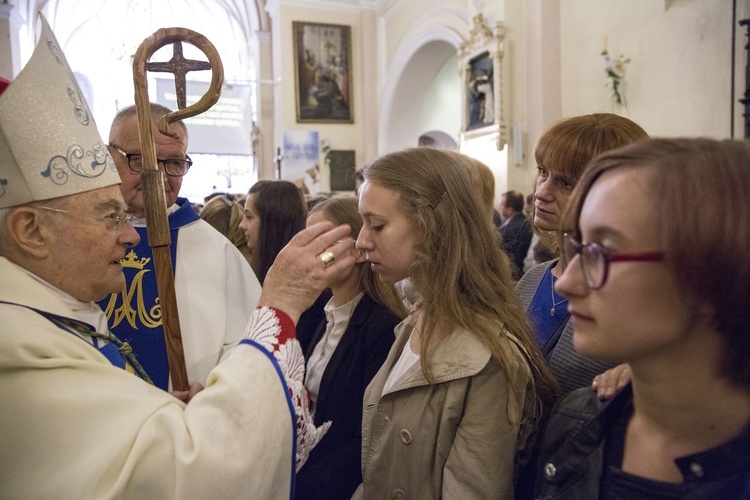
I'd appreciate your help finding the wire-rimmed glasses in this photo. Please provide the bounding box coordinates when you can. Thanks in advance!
[36,206,134,233]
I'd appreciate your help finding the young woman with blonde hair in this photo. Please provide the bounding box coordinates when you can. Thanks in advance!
[353,147,556,498]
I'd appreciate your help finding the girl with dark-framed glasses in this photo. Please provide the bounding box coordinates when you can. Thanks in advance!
[535,138,750,499]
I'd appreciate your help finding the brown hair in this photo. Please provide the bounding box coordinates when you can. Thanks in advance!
[533,113,648,262]
[310,196,406,319]
[567,138,750,390]
[502,190,524,213]
[362,147,557,410]
[248,180,307,284]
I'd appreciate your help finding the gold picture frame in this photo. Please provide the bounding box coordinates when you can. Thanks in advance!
[293,22,353,123]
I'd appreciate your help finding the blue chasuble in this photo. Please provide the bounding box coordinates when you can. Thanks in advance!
[98,198,200,390]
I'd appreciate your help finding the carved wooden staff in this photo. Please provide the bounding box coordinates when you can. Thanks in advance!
[132,28,224,391]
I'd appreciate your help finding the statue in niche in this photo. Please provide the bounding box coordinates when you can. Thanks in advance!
[467,52,493,130]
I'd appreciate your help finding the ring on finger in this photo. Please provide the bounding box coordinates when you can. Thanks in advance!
[319,250,335,268]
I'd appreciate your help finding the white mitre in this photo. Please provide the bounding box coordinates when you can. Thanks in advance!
[0,15,120,209]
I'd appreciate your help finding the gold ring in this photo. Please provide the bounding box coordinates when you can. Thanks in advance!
[319,250,335,268]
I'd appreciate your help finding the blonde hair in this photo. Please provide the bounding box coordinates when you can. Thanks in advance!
[200,195,252,264]
[310,196,406,319]
[362,148,556,406]
[462,156,496,220]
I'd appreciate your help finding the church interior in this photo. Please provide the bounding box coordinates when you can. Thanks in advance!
[0,0,744,204]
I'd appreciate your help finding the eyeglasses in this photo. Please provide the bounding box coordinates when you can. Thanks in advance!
[109,144,192,177]
[563,233,664,290]
[36,206,135,233]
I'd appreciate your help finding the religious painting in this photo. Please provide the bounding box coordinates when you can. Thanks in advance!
[466,52,494,131]
[293,22,353,123]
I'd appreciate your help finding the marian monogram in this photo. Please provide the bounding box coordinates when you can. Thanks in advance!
[103,250,162,328]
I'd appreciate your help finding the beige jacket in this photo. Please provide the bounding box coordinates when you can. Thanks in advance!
[354,316,536,499]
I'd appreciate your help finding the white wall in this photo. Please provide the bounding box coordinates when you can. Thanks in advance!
[560,0,735,138]
[418,52,461,146]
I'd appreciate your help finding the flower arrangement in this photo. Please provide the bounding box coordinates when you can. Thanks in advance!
[601,37,630,109]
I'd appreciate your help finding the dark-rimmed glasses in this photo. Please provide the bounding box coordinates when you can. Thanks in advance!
[563,233,664,290]
[109,144,192,177]
[36,206,134,233]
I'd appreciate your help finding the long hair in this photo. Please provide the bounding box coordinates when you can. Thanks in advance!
[248,180,307,283]
[532,113,648,266]
[200,195,252,265]
[362,147,557,408]
[309,196,406,319]
[567,138,750,390]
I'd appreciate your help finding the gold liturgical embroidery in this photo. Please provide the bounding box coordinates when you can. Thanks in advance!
[103,250,162,328]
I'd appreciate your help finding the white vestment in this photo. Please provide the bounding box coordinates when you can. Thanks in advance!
[0,256,294,498]
[173,213,262,383]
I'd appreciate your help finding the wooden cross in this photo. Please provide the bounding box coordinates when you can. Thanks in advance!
[133,28,224,391]
[146,41,211,109]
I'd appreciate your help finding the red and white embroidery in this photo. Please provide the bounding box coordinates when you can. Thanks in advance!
[244,306,331,471]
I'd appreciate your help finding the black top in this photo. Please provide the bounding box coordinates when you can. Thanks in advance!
[295,293,401,500]
[536,384,750,499]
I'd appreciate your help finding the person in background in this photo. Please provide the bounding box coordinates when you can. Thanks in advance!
[103,102,260,392]
[353,147,556,499]
[200,194,253,265]
[0,18,343,496]
[536,138,750,498]
[305,193,330,212]
[515,113,648,396]
[499,190,533,280]
[296,196,406,500]
[240,179,307,284]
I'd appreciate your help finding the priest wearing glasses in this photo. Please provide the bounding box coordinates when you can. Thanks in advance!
[101,103,261,394]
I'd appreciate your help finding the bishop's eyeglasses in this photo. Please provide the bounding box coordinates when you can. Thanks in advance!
[563,233,664,290]
[36,207,134,233]
[109,144,192,177]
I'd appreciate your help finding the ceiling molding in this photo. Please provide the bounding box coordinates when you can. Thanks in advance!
[278,0,381,13]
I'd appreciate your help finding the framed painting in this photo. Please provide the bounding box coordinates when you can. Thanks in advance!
[293,21,353,123]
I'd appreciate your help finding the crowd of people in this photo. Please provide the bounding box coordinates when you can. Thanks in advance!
[1,18,748,499]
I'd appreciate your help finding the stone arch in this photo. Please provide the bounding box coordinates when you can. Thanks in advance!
[379,8,467,154]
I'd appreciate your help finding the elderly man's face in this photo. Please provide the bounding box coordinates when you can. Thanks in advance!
[42,185,140,302]
[108,114,188,218]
